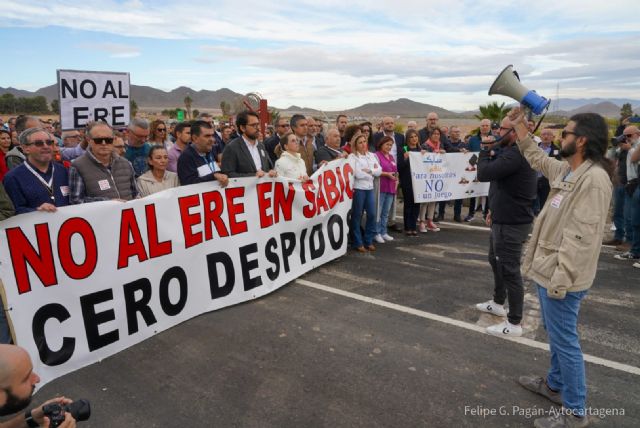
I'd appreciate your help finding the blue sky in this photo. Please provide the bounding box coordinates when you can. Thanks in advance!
[1,0,639,111]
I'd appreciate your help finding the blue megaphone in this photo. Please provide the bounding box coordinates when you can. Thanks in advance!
[488,65,550,115]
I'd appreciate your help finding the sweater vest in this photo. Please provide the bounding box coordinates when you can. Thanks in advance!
[73,153,135,200]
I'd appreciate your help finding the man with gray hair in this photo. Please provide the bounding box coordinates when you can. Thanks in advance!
[418,112,447,145]
[315,128,346,164]
[70,121,138,204]
[4,127,70,214]
[125,118,152,177]
[59,129,88,161]
[406,120,417,131]
[308,116,325,149]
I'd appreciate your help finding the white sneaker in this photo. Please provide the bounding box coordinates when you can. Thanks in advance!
[382,234,394,241]
[418,222,427,233]
[486,320,523,337]
[633,262,640,269]
[475,300,507,317]
[374,234,385,244]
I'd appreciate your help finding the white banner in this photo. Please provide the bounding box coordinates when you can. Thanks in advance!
[57,69,130,130]
[0,160,354,387]
[409,152,490,203]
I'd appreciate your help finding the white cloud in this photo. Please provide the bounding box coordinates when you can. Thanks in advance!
[78,43,141,58]
[2,0,639,110]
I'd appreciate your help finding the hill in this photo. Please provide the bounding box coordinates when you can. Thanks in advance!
[343,98,456,118]
[0,85,244,110]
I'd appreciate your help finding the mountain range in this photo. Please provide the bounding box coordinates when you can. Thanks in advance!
[1,85,637,119]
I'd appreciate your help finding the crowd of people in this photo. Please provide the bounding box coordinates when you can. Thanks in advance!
[0,105,635,428]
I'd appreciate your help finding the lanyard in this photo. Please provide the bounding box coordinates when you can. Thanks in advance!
[200,153,218,173]
[24,162,55,202]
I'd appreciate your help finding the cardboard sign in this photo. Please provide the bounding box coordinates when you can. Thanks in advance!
[57,69,130,130]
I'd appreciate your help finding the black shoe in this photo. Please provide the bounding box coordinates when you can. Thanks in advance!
[453,216,462,223]
[391,224,404,233]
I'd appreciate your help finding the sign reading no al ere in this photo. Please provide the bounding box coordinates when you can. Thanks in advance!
[57,69,130,130]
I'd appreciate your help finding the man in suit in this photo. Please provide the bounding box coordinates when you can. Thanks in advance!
[373,116,405,232]
[418,112,448,146]
[264,117,290,163]
[274,114,315,176]
[221,111,276,178]
[315,128,346,165]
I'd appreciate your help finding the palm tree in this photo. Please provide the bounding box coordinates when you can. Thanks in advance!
[475,101,509,123]
[183,95,193,119]
[130,99,138,119]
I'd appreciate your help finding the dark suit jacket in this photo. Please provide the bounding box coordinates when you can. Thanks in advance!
[315,145,342,164]
[418,127,448,146]
[221,136,273,178]
[264,134,283,164]
[373,131,405,160]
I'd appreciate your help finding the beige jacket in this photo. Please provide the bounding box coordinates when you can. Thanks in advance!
[136,170,180,197]
[517,135,612,297]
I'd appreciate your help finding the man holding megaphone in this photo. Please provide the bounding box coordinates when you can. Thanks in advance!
[507,106,613,428]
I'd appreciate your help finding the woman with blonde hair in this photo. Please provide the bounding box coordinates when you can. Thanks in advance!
[149,119,172,149]
[349,132,381,252]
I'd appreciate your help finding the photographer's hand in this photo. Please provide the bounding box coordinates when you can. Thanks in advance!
[30,397,73,427]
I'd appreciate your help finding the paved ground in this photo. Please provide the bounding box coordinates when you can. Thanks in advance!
[29,212,640,427]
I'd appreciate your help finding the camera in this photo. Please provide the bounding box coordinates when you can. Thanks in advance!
[42,399,91,427]
[611,134,625,147]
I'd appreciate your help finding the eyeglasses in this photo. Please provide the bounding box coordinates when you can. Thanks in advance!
[27,140,55,147]
[624,133,637,139]
[561,130,578,139]
[92,137,114,145]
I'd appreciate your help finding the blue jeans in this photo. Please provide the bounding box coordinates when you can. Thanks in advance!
[0,299,10,344]
[537,284,588,416]
[377,192,394,235]
[624,191,635,244]
[613,185,628,241]
[352,189,376,248]
[631,186,640,256]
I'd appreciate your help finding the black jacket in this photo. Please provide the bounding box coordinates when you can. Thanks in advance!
[221,136,273,178]
[177,144,222,186]
[477,143,537,224]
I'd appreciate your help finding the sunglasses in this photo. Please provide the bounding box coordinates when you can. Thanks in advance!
[561,130,578,139]
[156,128,167,132]
[27,139,55,147]
[93,137,114,145]
[624,134,636,138]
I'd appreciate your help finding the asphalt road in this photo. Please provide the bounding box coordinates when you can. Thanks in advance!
[29,214,640,427]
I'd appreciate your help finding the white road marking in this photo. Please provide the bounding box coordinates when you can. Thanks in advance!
[393,215,489,231]
[296,279,640,376]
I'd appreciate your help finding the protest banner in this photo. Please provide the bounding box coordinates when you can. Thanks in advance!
[0,159,354,387]
[57,69,130,130]
[409,152,490,203]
